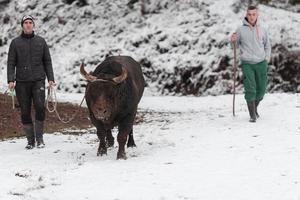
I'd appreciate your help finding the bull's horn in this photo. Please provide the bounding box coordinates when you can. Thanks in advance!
[112,67,128,84]
[80,62,97,82]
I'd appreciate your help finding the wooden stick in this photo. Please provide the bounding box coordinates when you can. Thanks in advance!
[233,41,237,116]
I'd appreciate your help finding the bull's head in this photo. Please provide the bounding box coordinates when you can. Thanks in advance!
[80,62,128,124]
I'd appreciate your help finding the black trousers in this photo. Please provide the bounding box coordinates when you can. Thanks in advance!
[15,80,46,125]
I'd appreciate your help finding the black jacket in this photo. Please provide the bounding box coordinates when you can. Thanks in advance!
[7,32,54,83]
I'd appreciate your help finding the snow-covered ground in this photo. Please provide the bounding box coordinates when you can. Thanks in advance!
[0,92,300,200]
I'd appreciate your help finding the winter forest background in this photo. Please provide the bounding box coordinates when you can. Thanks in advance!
[0,0,299,96]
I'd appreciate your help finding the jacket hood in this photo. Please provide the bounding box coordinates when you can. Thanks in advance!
[243,17,260,27]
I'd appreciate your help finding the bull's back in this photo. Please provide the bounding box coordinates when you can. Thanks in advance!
[107,56,145,103]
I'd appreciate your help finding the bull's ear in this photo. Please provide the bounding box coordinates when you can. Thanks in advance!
[112,67,128,84]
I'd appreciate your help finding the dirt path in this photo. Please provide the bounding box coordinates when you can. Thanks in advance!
[0,92,146,140]
[0,93,91,140]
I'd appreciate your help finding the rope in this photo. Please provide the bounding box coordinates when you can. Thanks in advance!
[46,85,86,124]
[4,89,16,109]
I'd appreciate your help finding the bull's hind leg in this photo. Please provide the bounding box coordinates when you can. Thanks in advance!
[106,130,114,148]
[127,129,136,148]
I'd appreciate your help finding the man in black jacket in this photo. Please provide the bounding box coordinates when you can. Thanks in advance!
[7,15,55,149]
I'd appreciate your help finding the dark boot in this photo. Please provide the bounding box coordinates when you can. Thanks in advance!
[35,120,45,148]
[255,100,260,118]
[247,101,256,123]
[23,124,35,149]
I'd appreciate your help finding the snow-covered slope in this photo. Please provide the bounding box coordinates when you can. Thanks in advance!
[0,93,300,199]
[0,0,299,95]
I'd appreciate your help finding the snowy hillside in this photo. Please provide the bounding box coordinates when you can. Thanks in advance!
[0,93,300,199]
[0,0,299,95]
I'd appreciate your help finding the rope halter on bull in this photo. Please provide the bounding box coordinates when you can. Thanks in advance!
[46,61,127,124]
[79,62,128,85]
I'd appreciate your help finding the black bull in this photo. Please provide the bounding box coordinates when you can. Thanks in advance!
[80,56,145,159]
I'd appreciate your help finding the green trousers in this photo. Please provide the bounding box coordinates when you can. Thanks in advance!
[241,60,268,102]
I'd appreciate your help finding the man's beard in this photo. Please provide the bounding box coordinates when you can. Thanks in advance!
[23,29,33,34]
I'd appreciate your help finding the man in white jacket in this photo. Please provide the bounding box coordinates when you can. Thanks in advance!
[231,5,271,122]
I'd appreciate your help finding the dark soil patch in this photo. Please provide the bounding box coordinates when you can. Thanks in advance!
[0,93,91,140]
[0,93,146,140]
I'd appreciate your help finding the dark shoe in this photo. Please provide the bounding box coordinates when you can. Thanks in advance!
[23,124,35,149]
[249,118,256,123]
[35,120,45,148]
[37,140,45,148]
[25,143,35,150]
[247,101,256,123]
[255,100,260,118]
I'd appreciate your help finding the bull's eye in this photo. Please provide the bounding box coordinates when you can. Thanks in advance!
[108,94,114,99]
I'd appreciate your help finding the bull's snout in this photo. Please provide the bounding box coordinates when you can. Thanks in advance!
[91,97,112,122]
[93,108,111,122]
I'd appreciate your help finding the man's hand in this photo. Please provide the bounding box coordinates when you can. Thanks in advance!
[8,82,15,90]
[230,33,238,43]
[48,80,55,88]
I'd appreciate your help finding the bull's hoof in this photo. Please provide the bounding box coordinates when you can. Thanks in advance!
[127,142,136,148]
[127,135,136,148]
[106,139,114,148]
[97,147,107,156]
[117,152,127,160]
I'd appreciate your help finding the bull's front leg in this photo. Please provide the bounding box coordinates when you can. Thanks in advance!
[89,110,107,156]
[95,124,107,156]
[117,132,128,160]
[117,122,133,160]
